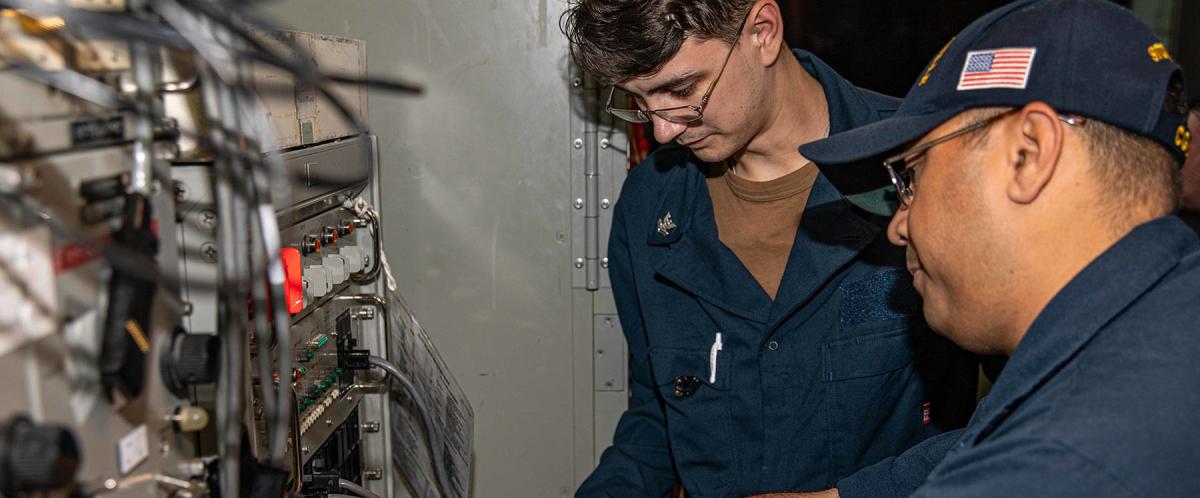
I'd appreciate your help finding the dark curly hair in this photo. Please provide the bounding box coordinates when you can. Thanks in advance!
[561,0,753,83]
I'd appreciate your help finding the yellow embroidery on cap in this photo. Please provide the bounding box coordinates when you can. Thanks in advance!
[1149,43,1173,62]
[1177,125,1191,154]
[920,37,956,86]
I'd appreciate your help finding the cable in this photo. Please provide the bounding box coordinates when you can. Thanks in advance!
[1,0,422,95]
[367,355,454,498]
[0,1,424,493]
[337,479,381,498]
[0,62,124,108]
[165,0,402,211]
[157,0,293,468]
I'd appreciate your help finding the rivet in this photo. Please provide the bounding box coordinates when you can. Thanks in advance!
[573,138,583,149]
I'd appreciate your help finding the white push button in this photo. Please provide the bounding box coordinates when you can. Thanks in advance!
[303,265,332,298]
[339,246,366,273]
[323,254,347,284]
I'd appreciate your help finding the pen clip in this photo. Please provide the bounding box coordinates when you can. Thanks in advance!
[709,332,723,384]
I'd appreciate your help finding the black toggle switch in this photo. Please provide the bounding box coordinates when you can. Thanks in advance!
[673,376,703,398]
[99,193,158,405]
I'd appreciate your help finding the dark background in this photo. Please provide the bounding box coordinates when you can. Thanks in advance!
[778,0,1197,99]
[630,1,1197,164]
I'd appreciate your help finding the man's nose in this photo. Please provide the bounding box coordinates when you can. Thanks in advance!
[651,115,687,144]
[888,204,910,247]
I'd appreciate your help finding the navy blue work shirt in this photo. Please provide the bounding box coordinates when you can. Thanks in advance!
[576,50,981,498]
[841,216,1200,497]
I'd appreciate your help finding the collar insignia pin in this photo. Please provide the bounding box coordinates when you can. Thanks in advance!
[657,212,677,237]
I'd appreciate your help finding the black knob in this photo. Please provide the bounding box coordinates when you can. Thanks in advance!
[301,235,322,255]
[321,226,340,245]
[161,330,220,398]
[0,415,80,496]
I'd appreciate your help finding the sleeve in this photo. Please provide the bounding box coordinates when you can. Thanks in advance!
[909,438,1135,498]
[835,429,965,498]
[575,198,676,498]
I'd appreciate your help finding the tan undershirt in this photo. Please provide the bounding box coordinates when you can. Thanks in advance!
[706,163,820,300]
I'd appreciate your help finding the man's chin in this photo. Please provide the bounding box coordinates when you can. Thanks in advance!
[690,144,730,164]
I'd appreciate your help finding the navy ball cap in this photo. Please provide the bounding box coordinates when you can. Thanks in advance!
[802,0,1190,190]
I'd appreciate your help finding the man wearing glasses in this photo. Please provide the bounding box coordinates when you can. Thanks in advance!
[793,0,1199,496]
[563,1,980,496]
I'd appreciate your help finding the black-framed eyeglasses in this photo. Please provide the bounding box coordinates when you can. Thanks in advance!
[604,13,750,124]
[884,110,1085,206]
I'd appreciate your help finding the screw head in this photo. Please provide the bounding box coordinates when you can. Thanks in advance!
[201,242,218,262]
[600,199,610,209]
[199,210,216,229]
[573,198,584,209]
[574,258,584,269]
[573,138,583,149]
[600,138,610,149]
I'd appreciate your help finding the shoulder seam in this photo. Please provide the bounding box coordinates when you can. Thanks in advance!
[1047,438,1139,497]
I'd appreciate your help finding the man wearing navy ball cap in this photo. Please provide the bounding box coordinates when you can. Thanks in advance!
[790,0,1199,496]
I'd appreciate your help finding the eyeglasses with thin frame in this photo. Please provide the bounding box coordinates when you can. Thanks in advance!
[604,13,750,124]
[884,111,1085,206]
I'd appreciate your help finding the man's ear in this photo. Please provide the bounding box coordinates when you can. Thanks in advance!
[1005,102,1066,204]
[747,0,784,67]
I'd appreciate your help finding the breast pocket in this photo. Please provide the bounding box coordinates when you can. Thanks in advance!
[822,327,925,476]
[649,347,737,496]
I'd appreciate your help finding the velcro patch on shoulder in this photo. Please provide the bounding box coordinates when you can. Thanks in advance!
[839,270,921,327]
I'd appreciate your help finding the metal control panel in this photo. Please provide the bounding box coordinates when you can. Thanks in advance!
[175,134,392,496]
[0,3,447,496]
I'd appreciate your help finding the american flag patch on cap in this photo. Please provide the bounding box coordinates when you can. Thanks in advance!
[957,48,1037,90]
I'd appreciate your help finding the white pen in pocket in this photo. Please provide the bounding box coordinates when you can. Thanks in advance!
[709,332,723,384]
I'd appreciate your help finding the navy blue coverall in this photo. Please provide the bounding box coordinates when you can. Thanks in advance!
[576,50,981,498]
[840,216,1200,497]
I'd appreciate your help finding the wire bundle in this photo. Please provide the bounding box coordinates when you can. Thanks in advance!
[0,1,420,496]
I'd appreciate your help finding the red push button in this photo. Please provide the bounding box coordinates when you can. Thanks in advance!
[281,248,304,314]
